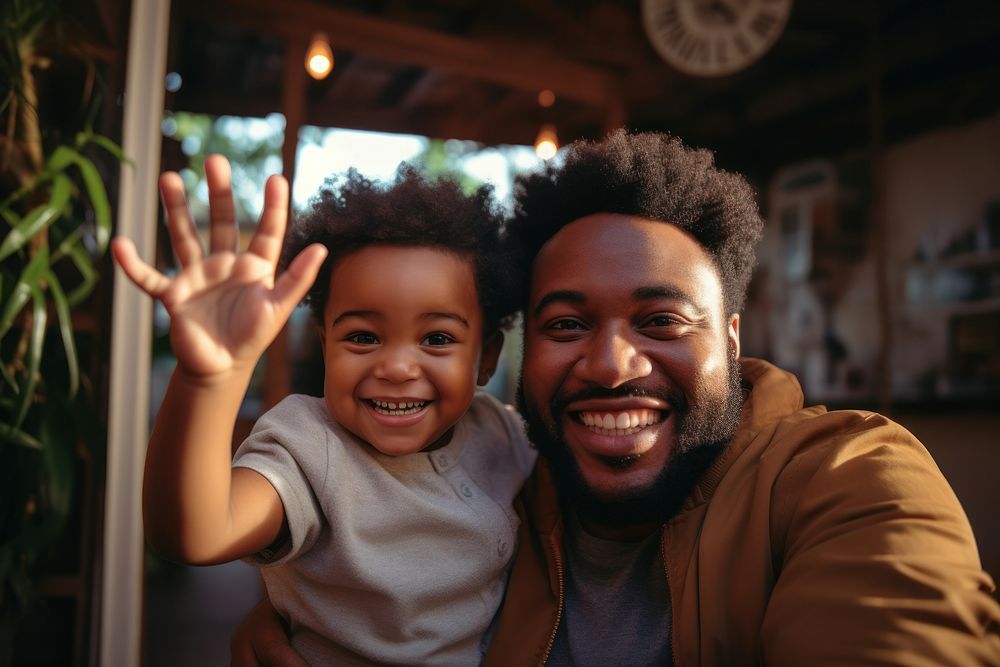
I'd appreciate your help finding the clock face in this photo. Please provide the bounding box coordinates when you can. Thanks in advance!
[642,0,793,77]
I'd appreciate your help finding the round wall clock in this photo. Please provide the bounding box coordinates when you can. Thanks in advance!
[641,0,793,77]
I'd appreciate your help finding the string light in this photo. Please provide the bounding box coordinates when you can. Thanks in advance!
[305,32,334,80]
[534,123,558,160]
[538,89,555,107]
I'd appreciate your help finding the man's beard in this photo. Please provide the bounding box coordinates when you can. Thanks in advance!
[517,350,745,529]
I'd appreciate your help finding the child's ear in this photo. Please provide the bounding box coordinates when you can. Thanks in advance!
[477,330,504,386]
[315,318,326,348]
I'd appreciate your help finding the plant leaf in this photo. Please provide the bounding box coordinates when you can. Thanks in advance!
[82,131,133,167]
[0,358,17,393]
[44,269,78,397]
[0,206,19,227]
[0,245,52,343]
[45,145,76,173]
[38,395,77,530]
[50,225,83,262]
[0,282,30,344]
[71,152,112,252]
[13,285,47,429]
[62,241,97,306]
[0,147,68,209]
[0,173,72,261]
[46,147,113,254]
[0,423,44,449]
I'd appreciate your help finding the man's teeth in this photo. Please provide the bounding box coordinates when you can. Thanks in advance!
[371,400,427,415]
[579,409,661,435]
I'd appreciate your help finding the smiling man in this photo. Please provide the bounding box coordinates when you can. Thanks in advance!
[479,131,1000,665]
[234,131,1000,665]
[519,215,743,536]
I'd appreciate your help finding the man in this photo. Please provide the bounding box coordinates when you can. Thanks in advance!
[234,131,1000,665]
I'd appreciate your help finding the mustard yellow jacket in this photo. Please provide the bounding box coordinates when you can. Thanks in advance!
[484,359,1000,665]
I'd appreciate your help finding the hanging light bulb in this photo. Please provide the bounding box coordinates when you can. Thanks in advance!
[305,32,334,80]
[535,123,558,160]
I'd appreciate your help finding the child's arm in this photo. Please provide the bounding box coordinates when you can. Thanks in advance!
[112,156,327,565]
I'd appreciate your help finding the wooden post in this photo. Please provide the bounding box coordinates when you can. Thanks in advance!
[103,1,171,664]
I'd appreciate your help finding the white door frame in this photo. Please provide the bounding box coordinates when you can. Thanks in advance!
[101,0,170,664]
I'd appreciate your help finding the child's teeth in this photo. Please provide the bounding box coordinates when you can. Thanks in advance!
[371,399,426,415]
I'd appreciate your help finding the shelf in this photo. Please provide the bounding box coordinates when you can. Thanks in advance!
[904,297,1000,315]
[910,248,1000,271]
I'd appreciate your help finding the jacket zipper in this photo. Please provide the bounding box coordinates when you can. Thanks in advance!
[661,527,679,667]
[539,533,565,666]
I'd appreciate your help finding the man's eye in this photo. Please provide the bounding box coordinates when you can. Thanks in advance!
[423,332,455,346]
[643,315,677,327]
[347,332,379,345]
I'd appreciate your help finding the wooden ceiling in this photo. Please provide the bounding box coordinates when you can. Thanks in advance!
[166,0,1000,179]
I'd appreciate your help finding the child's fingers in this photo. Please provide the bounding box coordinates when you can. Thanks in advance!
[111,237,172,298]
[247,174,289,267]
[271,243,327,318]
[205,154,238,254]
[160,172,203,268]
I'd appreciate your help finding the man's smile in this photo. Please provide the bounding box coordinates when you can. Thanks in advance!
[566,395,671,435]
[560,397,674,460]
[575,408,663,436]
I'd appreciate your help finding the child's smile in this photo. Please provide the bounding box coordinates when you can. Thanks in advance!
[367,399,429,416]
[320,245,500,456]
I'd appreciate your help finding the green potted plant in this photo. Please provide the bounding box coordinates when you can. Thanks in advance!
[1,0,124,660]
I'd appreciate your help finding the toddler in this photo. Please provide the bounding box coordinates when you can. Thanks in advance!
[112,156,536,665]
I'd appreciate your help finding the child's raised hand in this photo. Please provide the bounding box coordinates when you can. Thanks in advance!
[112,155,327,378]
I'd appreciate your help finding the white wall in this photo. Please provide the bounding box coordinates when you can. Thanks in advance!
[757,111,1000,402]
[881,112,1000,398]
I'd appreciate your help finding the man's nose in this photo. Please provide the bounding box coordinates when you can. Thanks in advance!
[374,347,421,383]
[575,326,652,388]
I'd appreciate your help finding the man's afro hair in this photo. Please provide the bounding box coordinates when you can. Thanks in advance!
[509,130,764,315]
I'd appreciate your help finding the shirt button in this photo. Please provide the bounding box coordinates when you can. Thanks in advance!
[437,454,449,467]
[460,483,473,497]
[497,538,508,556]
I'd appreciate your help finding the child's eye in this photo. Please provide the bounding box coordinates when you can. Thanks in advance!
[347,332,379,345]
[422,332,455,346]
[550,319,584,331]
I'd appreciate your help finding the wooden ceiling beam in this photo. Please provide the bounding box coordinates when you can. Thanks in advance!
[170,89,600,146]
[176,0,619,107]
[400,71,444,112]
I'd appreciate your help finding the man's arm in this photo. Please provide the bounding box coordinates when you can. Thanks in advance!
[761,414,1000,664]
[230,599,309,667]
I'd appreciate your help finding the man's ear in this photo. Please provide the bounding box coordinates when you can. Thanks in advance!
[728,313,741,359]
[477,331,504,386]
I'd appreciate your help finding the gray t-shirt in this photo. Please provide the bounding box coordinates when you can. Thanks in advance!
[546,511,672,666]
[233,391,536,666]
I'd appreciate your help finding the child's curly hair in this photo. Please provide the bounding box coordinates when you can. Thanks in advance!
[281,166,519,332]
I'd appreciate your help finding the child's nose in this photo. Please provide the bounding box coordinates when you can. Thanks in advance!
[373,347,421,383]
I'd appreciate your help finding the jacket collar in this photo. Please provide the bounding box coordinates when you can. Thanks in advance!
[687,358,803,510]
